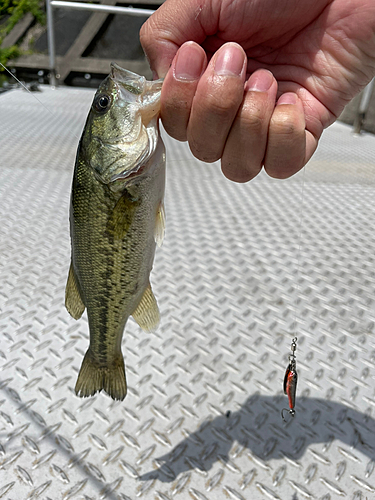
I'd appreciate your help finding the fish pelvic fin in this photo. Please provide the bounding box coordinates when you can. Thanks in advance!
[132,282,160,333]
[75,349,127,401]
[154,201,165,248]
[65,262,85,320]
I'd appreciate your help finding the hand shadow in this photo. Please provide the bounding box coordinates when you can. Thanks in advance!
[139,393,375,482]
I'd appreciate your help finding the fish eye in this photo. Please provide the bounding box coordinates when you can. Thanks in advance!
[93,93,111,113]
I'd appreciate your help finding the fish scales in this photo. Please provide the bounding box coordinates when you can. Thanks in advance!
[65,63,165,401]
[71,154,164,358]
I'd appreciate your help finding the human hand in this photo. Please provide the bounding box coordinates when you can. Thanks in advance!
[140,0,375,182]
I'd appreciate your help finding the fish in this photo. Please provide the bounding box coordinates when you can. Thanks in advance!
[65,63,166,401]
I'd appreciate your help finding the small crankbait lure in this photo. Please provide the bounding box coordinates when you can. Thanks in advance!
[281,337,298,422]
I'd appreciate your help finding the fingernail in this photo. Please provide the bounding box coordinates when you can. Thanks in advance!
[278,93,297,105]
[214,43,245,77]
[246,70,274,92]
[174,42,205,81]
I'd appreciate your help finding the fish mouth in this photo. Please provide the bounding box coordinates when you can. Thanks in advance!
[110,63,145,94]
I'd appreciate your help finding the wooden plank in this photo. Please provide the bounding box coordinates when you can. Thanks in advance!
[57,0,117,81]
[5,1,161,82]
[115,0,164,4]
[70,57,151,76]
[8,54,151,78]
[1,12,33,48]
[7,53,53,69]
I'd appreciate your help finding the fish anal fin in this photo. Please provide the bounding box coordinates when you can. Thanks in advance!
[65,263,85,320]
[154,201,165,248]
[132,282,160,333]
[75,349,127,401]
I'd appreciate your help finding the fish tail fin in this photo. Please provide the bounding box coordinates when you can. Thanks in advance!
[75,349,127,401]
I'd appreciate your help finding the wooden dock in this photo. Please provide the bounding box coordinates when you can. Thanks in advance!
[4,0,164,83]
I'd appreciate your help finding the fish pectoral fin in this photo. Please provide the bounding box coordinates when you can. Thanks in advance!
[154,201,165,248]
[107,191,139,240]
[132,282,160,333]
[65,262,85,320]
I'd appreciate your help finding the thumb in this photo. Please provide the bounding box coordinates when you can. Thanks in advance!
[140,0,212,78]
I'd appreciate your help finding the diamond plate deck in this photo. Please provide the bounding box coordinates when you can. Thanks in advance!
[1,85,375,500]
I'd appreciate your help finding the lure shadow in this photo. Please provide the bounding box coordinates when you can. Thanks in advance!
[139,393,375,482]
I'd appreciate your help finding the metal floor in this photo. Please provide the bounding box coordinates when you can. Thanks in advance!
[1,85,375,500]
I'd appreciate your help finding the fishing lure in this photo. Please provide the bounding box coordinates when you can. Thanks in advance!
[281,337,298,422]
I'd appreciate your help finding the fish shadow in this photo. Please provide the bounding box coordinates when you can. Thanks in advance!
[139,393,375,482]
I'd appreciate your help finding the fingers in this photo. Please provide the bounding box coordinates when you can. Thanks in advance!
[162,42,247,160]
[221,70,277,182]
[263,93,307,179]
[160,42,313,180]
[161,42,207,142]
[186,43,247,162]
[223,88,310,182]
[140,0,213,78]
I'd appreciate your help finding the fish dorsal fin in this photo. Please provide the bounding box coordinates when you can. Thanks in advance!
[65,263,85,320]
[132,282,160,332]
[154,201,165,248]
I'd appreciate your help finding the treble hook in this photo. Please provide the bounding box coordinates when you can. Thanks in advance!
[281,407,296,422]
[282,337,298,422]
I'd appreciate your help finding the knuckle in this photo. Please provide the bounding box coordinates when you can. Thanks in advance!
[241,110,264,133]
[222,162,259,183]
[238,90,273,133]
[222,148,261,183]
[161,113,188,142]
[266,166,300,179]
[164,95,191,114]
[163,122,187,142]
[271,111,304,138]
[139,21,151,47]
[161,90,192,141]
[139,17,162,51]
[264,106,306,179]
[264,145,305,179]
[209,97,239,117]
[189,137,220,163]
[202,87,242,118]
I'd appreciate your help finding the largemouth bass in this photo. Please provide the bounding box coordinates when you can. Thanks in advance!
[65,63,165,401]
